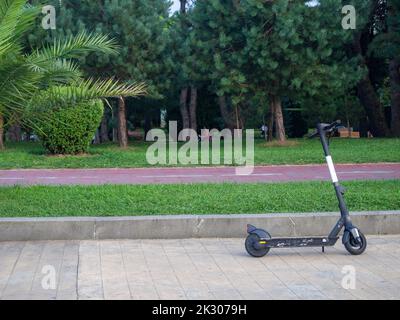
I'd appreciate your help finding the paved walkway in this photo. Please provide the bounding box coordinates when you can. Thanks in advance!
[0,163,399,186]
[0,235,399,300]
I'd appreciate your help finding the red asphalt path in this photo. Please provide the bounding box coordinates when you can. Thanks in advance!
[0,163,399,186]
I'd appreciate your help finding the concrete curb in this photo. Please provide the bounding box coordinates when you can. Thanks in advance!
[0,211,399,241]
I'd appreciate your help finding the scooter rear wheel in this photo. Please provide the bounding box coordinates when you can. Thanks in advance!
[344,231,367,255]
[245,234,270,258]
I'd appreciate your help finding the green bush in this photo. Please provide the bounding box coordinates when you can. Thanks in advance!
[38,100,104,154]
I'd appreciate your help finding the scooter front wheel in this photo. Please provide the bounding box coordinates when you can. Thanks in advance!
[344,231,367,255]
[245,234,270,258]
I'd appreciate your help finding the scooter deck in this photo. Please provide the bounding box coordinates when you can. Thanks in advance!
[258,237,339,248]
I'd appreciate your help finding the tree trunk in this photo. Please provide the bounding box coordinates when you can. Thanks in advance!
[389,57,400,137]
[353,31,390,137]
[271,95,286,142]
[218,95,235,130]
[100,111,109,143]
[118,96,128,148]
[357,76,390,137]
[94,129,101,144]
[267,102,275,142]
[189,86,198,132]
[0,114,4,150]
[180,0,187,14]
[179,87,190,129]
[112,101,118,143]
[235,104,245,129]
[144,108,152,138]
[8,123,21,142]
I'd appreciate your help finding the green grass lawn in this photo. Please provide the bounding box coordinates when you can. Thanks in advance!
[0,138,399,169]
[0,180,398,217]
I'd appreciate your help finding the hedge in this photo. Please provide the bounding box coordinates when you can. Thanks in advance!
[38,100,104,154]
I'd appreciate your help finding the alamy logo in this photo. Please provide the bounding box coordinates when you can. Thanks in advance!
[341,265,356,290]
[342,5,356,30]
[146,121,255,175]
[42,5,56,30]
[41,265,57,290]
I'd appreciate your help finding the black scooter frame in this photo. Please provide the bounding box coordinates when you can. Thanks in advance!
[247,121,364,253]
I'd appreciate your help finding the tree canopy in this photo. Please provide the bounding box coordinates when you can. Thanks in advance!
[2,0,399,151]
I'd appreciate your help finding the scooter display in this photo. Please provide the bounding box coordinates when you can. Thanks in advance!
[245,121,367,257]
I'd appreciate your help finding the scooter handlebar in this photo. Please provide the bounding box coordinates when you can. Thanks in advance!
[323,120,342,131]
[308,120,341,139]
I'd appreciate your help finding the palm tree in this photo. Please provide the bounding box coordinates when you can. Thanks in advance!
[0,0,147,149]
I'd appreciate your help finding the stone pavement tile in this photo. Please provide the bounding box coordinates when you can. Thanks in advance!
[141,240,187,300]
[302,274,343,291]
[1,293,30,300]
[252,273,288,290]
[154,286,187,300]
[77,241,103,300]
[350,288,385,300]
[367,284,400,300]
[78,273,104,300]
[242,245,341,299]
[30,241,66,300]
[315,247,400,300]
[100,241,131,300]
[222,241,290,298]
[184,288,215,300]
[78,241,102,275]
[201,239,231,253]
[121,241,161,299]
[226,254,269,273]
[209,288,243,300]
[179,239,207,254]
[121,241,149,275]
[126,271,160,300]
[128,284,160,300]
[183,257,242,299]
[0,242,25,299]
[268,288,299,300]
[141,241,174,273]
[322,288,357,300]
[1,236,400,300]
[1,242,44,299]
[163,241,213,300]
[366,242,400,256]
[231,288,272,300]
[153,274,186,300]
[205,246,273,300]
[286,284,327,300]
[56,241,79,300]
[300,265,344,284]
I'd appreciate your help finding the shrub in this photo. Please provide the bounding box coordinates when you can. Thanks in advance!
[38,100,104,154]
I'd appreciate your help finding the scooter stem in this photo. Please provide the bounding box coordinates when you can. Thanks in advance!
[317,123,356,237]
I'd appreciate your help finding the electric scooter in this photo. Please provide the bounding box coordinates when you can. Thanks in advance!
[245,121,367,257]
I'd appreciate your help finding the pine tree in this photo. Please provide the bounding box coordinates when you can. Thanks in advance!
[191,0,364,141]
[28,0,173,146]
[369,0,400,136]
[171,0,199,132]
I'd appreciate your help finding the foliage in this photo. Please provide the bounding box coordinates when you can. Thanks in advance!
[38,99,103,154]
[368,0,400,60]
[28,0,173,99]
[0,0,147,140]
[4,0,397,141]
